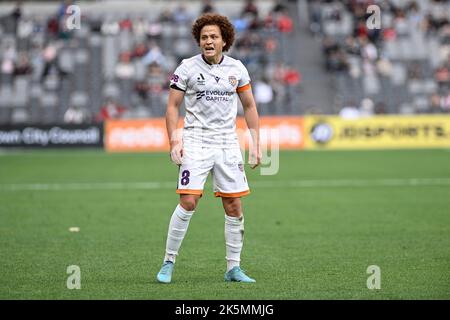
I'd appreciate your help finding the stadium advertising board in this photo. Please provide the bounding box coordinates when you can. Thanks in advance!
[105,118,175,152]
[236,116,305,150]
[0,124,103,148]
[304,115,450,149]
[105,117,305,152]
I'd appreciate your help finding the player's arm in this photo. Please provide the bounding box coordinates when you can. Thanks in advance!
[166,88,185,165]
[238,88,262,169]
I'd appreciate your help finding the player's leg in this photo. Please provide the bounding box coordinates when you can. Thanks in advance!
[164,194,201,263]
[157,146,212,283]
[222,196,244,270]
[157,195,202,284]
[213,148,255,283]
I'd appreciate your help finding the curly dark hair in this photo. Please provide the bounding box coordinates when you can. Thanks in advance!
[191,13,235,52]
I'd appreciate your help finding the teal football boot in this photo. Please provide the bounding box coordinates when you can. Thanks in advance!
[224,266,256,283]
[157,261,174,283]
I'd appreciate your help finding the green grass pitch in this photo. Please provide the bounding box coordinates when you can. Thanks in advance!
[0,149,449,299]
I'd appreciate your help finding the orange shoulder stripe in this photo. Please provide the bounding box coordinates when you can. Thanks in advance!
[236,83,251,92]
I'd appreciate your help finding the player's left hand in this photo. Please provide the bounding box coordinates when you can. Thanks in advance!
[249,146,262,169]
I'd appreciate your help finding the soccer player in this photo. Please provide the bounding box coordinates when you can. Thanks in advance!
[156,13,261,283]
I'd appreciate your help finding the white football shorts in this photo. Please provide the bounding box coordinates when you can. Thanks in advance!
[176,145,250,198]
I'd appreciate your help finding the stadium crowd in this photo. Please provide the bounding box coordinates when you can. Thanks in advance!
[309,0,450,116]
[0,0,299,124]
[2,0,449,125]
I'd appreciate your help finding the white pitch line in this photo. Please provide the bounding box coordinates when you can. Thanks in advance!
[0,181,175,191]
[0,178,450,192]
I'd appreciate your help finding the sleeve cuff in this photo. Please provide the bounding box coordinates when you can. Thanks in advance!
[170,84,186,92]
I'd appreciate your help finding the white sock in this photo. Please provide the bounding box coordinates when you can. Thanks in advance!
[164,204,194,263]
[225,214,244,272]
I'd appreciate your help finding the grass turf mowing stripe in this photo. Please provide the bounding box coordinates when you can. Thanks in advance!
[0,178,449,191]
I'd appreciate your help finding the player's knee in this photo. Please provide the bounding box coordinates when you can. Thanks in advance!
[179,195,199,211]
[223,198,242,217]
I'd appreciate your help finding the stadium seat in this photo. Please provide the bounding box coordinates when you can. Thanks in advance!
[13,76,30,108]
[11,107,29,124]
[0,85,13,108]
[102,82,120,100]
[390,64,407,86]
[40,93,58,109]
[70,91,89,108]
[413,95,429,113]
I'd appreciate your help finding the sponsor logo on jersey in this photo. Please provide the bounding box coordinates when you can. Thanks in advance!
[228,76,237,87]
[197,73,206,86]
[196,91,206,100]
[214,76,220,83]
[196,90,234,101]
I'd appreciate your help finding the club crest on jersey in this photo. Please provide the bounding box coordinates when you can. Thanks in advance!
[228,76,237,87]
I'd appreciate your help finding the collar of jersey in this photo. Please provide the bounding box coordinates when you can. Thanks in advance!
[201,54,224,66]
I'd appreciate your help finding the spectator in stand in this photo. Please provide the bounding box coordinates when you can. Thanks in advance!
[441,92,450,112]
[339,100,361,119]
[40,40,64,82]
[271,0,286,14]
[284,65,301,86]
[131,43,149,59]
[119,15,133,31]
[429,92,443,113]
[241,0,259,18]
[359,98,375,117]
[374,102,387,114]
[56,0,72,21]
[95,98,127,122]
[429,91,450,113]
[141,41,166,68]
[308,0,322,35]
[14,52,33,76]
[133,17,149,42]
[115,52,135,80]
[360,36,378,62]
[434,64,450,91]
[253,77,274,115]
[1,43,16,83]
[283,64,301,113]
[241,0,260,30]
[101,16,120,35]
[201,0,215,14]
[173,4,193,24]
[134,62,167,108]
[343,35,361,56]
[159,9,174,23]
[376,55,393,78]
[277,9,293,33]
[17,16,34,40]
[10,0,23,36]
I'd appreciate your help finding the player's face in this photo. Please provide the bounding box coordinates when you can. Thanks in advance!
[199,25,226,63]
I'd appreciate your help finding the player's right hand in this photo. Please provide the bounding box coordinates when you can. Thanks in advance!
[170,143,183,165]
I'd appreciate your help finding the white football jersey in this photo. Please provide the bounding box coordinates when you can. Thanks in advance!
[169,54,251,148]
